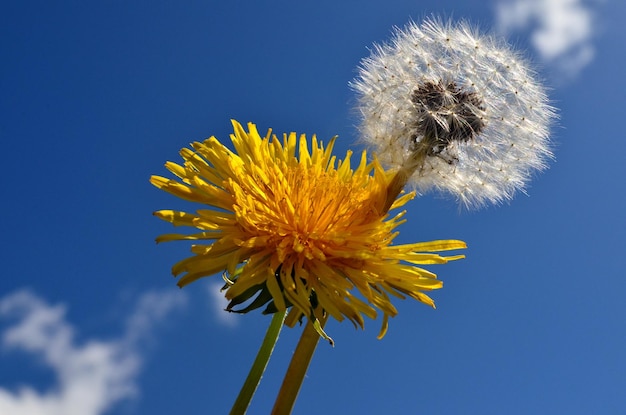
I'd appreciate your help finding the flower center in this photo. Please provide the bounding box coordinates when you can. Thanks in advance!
[410,80,486,160]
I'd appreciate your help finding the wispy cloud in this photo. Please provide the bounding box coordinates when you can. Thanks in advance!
[495,0,599,79]
[207,282,238,327]
[0,290,187,415]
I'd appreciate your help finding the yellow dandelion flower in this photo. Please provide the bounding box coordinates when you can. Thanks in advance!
[151,120,465,340]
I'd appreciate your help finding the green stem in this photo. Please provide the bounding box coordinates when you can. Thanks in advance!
[230,310,287,415]
[270,315,327,415]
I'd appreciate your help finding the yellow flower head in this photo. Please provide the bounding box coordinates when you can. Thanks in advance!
[151,120,465,341]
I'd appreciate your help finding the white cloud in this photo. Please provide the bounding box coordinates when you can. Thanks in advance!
[207,282,238,327]
[495,0,598,79]
[0,290,187,415]
[124,290,187,344]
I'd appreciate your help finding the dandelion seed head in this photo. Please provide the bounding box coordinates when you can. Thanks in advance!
[352,18,556,208]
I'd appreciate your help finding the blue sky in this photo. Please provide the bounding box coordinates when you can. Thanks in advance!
[1,1,625,414]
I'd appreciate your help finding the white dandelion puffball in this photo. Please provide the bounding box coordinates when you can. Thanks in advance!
[352,18,556,208]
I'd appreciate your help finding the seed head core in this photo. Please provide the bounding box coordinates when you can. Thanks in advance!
[410,80,486,159]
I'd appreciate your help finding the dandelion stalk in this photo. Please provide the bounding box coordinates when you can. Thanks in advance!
[229,310,287,415]
[271,314,327,415]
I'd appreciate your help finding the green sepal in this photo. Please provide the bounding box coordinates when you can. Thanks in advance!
[227,284,273,314]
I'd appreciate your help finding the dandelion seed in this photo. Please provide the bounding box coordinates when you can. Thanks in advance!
[352,18,556,208]
[151,120,465,341]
